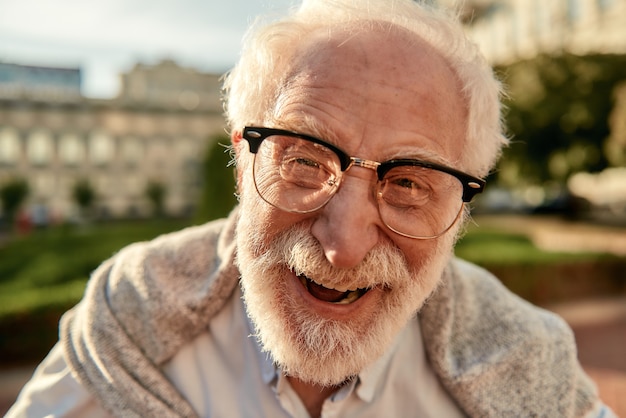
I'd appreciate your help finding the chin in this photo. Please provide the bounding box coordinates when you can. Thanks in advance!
[235,215,453,386]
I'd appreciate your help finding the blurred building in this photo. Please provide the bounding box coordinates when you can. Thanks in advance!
[0,60,225,221]
[0,62,81,102]
[118,59,222,111]
[439,0,626,64]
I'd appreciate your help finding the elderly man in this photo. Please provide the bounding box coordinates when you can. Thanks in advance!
[7,0,614,417]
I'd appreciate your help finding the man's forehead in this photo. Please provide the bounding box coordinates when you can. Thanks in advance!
[289,21,446,74]
[279,22,462,118]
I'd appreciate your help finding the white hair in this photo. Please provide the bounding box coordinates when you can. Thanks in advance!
[223,0,508,177]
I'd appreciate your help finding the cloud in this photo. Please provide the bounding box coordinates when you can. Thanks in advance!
[0,0,297,97]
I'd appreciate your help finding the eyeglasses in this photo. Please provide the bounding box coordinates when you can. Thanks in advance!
[242,126,485,239]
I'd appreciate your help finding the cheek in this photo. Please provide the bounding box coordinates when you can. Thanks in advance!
[393,233,454,271]
[238,178,312,255]
[397,241,434,267]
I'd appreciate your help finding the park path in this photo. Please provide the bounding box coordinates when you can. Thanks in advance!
[549,296,626,416]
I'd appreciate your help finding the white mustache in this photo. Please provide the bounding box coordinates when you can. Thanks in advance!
[265,225,414,292]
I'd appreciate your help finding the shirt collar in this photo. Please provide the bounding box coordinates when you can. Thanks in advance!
[354,319,408,402]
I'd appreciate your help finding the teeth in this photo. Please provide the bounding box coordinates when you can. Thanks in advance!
[297,274,356,293]
[334,290,361,305]
[306,277,356,293]
[297,273,366,305]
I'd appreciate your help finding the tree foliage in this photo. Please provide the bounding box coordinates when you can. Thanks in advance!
[72,179,96,216]
[195,134,238,223]
[494,53,626,188]
[145,180,167,217]
[0,178,29,222]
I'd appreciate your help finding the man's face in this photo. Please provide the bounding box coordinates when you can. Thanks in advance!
[235,27,468,386]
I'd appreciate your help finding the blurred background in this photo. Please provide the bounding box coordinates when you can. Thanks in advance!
[1,0,625,414]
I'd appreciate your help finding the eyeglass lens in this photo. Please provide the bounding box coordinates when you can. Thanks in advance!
[252,134,465,239]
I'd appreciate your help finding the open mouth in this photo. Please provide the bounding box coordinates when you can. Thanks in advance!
[297,274,369,305]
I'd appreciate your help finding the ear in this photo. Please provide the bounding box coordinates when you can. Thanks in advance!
[231,129,243,156]
[231,130,245,187]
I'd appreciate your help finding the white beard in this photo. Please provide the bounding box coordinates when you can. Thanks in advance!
[235,207,455,387]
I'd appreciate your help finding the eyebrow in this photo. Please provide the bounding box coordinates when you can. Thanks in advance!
[277,116,342,146]
[387,147,454,167]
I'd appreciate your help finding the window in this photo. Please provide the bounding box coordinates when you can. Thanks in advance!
[0,127,20,165]
[27,130,53,165]
[59,133,85,166]
[89,132,115,165]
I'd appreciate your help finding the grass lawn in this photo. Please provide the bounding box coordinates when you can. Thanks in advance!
[455,224,607,265]
[0,219,191,318]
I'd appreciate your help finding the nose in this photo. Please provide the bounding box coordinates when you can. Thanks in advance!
[310,170,382,269]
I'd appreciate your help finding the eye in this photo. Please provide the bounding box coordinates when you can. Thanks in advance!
[379,167,434,208]
[282,156,323,176]
[391,177,426,190]
[386,176,431,201]
[294,157,320,168]
[280,155,334,190]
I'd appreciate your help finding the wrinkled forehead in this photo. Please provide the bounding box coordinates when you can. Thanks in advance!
[269,22,468,162]
[283,21,461,94]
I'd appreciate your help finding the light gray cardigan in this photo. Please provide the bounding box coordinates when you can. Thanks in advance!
[60,209,599,417]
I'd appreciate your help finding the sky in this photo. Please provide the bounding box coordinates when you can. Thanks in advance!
[0,0,297,98]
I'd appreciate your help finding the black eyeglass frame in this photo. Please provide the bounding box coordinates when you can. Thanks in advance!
[242,126,486,202]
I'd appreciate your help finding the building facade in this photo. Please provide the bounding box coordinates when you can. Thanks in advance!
[0,61,225,222]
[0,62,82,102]
[118,59,222,111]
[456,0,626,64]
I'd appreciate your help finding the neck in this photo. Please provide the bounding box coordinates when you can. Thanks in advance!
[286,375,343,418]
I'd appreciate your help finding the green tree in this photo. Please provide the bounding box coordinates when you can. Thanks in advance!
[0,178,29,224]
[494,53,626,188]
[146,180,167,217]
[195,135,238,223]
[72,179,96,219]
